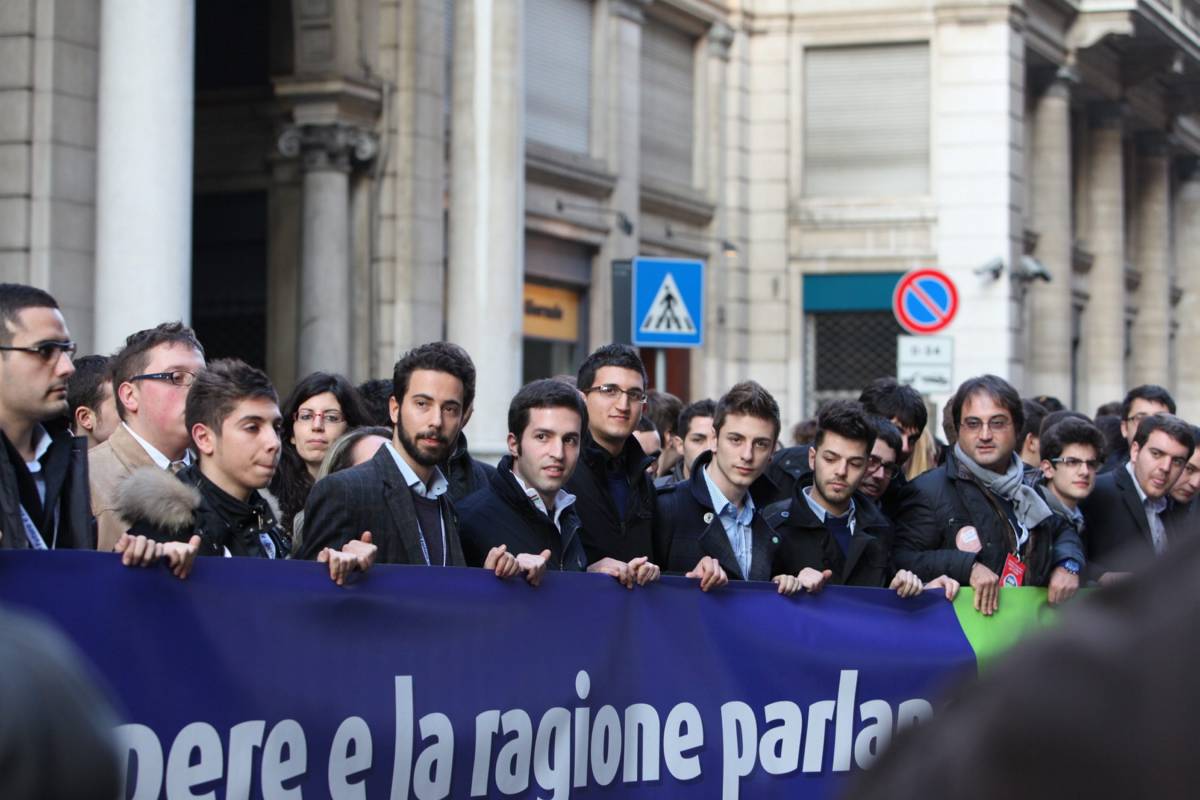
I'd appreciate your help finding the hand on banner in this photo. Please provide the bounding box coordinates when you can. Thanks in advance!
[628,556,661,586]
[516,550,551,587]
[114,532,162,568]
[888,569,924,598]
[798,567,833,593]
[484,544,521,579]
[925,574,960,601]
[685,556,728,592]
[161,536,201,579]
[1047,565,1079,606]
[772,573,801,595]
[970,561,1000,616]
[588,557,634,588]
[319,532,377,586]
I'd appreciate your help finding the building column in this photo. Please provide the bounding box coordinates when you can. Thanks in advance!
[1130,134,1171,386]
[1174,160,1200,420]
[279,123,377,378]
[94,0,195,351]
[591,0,647,347]
[1026,71,1074,400]
[447,0,524,457]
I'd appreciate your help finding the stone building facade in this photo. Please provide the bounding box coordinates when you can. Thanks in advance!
[1,0,1198,457]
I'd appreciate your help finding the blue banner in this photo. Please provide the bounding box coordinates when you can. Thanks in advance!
[0,552,975,799]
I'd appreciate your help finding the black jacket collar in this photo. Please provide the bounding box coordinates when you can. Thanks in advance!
[581,429,652,480]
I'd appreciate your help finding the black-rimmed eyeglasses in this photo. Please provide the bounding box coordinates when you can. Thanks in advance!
[128,370,197,388]
[584,384,647,404]
[0,340,76,361]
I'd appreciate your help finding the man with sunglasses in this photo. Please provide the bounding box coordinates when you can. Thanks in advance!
[893,375,1078,616]
[89,322,206,551]
[1082,413,1195,584]
[0,284,91,550]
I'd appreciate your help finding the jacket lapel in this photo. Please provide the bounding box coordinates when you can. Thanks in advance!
[841,531,871,582]
[747,516,779,581]
[698,518,744,580]
[375,448,429,565]
[1116,466,1153,544]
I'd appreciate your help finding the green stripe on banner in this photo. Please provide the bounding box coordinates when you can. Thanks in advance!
[952,588,1062,669]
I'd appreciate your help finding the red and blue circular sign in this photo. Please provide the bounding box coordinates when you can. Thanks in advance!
[892,269,959,335]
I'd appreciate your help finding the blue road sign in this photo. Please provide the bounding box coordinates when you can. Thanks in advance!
[631,256,704,347]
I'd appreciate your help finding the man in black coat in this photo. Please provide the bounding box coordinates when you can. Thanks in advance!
[566,344,683,587]
[654,382,800,593]
[301,343,520,580]
[443,431,496,505]
[762,400,948,598]
[1165,426,1200,541]
[0,284,93,551]
[1081,413,1194,583]
[1100,384,1176,473]
[893,375,1079,616]
[458,379,596,581]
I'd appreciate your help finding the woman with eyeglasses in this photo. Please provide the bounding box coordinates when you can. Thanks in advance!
[271,372,371,537]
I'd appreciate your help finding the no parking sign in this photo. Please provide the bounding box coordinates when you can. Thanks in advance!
[892,269,959,335]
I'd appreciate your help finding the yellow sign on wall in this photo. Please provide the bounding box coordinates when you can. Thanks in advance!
[523,283,579,342]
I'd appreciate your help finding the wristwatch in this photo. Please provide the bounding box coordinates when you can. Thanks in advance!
[1058,558,1081,575]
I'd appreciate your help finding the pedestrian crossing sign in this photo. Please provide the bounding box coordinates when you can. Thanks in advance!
[632,257,704,347]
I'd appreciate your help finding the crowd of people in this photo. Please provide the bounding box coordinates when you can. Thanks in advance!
[1,281,1192,612]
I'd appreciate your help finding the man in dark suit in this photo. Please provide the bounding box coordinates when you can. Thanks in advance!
[654,381,801,594]
[1081,413,1194,583]
[300,343,522,578]
[1100,384,1176,473]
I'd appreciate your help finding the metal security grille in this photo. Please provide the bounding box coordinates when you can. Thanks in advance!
[805,311,902,414]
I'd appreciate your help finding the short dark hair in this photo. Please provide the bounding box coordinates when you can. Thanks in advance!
[67,355,110,418]
[109,322,205,421]
[0,283,59,346]
[867,414,903,460]
[1094,414,1126,462]
[576,344,647,392]
[1122,385,1176,419]
[1133,413,1195,459]
[645,390,683,438]
[1095,401,1122,418]
[636,414,657,433]
[1040,409,1090,438]
[392,342,476,411]
[791,418,817,446]
[356,378,394,427]
[1039,418,1106,463]
[507,378,587,439]
[1032,395,1066,413]
[677,398,716,439]
[815,399,875,451]
[859,378,928,432]
[952,375,1023,431]
[185,359,278,438]
[714,381,781,440]
[1019,399,1049,446]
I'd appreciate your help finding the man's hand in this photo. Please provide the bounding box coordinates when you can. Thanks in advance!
[685,556,728,592]
[925,574,960,601]
[628,556,661,586]
[160,535,201,579]
[516,549,551,587]
[484,544,521,579]
[798,567,833,593]
[588,557,633,587]
[970,561,1000,616]
[772,573,801,595]
[888,569,924,598]
[1047,566,1080,606]
[114,533,164,568]
[319,531,377,586]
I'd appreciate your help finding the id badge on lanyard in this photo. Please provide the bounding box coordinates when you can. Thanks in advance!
[1000,552,1026,587]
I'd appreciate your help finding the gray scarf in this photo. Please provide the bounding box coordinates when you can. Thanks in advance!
[954,443,1053,531]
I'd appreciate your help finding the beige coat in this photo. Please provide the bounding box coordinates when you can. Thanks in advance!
[89,424,156,552]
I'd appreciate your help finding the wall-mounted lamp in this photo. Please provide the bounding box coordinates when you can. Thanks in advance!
[664,223,739,256]
[555,199,634,236]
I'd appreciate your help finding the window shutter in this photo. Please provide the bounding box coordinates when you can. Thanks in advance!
[525,0,593,153]
[640,18,695,188]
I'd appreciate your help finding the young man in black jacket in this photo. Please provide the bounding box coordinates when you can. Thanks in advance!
[458,378,624,585]
[655,381,805,594]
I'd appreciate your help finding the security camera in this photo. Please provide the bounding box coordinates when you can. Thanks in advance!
[1017,255,1052,282]
[974,257,1004,281]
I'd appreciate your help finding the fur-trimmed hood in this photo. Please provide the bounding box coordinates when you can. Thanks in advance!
[113,467,201,537]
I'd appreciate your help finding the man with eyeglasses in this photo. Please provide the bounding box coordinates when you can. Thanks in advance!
[1034,417,1105,603]
[89,322,206,552]
[893,375,1077,615]
[1082,413,1195,584]
[0,284,91,551]
[565,345,680,588]
[1100,384,1176,473]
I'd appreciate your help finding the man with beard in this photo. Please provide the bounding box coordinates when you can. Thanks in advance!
[299,343,525,577]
